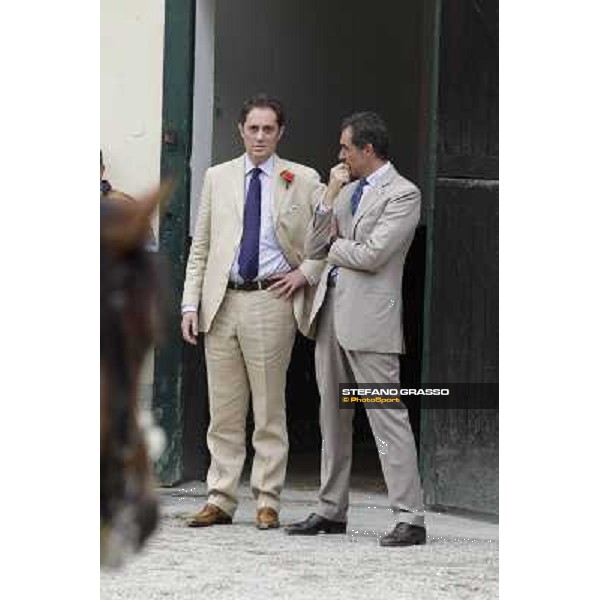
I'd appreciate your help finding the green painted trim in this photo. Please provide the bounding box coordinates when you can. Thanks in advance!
[420,0,441,387]
[153,0,197,485]
[418,0,442,506]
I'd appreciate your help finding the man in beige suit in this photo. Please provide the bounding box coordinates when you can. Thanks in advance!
[181,95,324,530]
[286,112,426,546]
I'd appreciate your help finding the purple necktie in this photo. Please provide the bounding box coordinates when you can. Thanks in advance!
[238,167,262,281]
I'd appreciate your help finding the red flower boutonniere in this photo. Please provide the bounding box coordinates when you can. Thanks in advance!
[280,169,295,189]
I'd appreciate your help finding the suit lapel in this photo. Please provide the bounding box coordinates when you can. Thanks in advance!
[271,155,287,228]
[351,167,397,235]
[232,155,246,227]
[352,185,378,224]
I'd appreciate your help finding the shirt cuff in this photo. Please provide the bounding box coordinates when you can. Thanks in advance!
[181,305,197,314]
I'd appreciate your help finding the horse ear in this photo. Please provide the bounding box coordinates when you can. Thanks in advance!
[136,177,174,225]
[101,178,174,252]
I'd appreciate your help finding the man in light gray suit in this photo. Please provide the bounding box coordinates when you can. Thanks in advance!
[285,112,426,546]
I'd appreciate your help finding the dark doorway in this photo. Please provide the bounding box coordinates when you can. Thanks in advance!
[177,0,432,486]
[157,0,498,516]
[173,0,434,486]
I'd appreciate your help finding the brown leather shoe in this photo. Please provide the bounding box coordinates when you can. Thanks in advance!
[256,507,279,530]
[187,503,232,528]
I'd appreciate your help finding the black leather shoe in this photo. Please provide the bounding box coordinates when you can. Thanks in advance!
[379,522,426,547]
[285,513,347,535]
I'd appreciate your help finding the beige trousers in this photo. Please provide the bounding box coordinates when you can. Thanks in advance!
[203,289,296,516]
[315,289,425,526]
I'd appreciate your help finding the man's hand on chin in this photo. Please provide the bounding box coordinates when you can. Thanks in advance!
[269,269,308,300]
[323,163,350,208]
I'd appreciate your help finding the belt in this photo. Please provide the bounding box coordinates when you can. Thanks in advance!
[227,279,275,291]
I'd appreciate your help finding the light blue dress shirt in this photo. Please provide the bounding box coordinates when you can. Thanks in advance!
[229,155,293,283]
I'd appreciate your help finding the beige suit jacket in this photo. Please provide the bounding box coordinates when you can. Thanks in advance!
[182,154,326,337]
[305,165,420,353]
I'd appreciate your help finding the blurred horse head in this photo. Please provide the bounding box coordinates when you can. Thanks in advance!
[100,183,171,567]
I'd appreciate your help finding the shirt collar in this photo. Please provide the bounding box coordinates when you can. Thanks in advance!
[365,161,391,186]
[244,154,274,177]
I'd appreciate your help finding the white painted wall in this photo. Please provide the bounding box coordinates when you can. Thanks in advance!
[190,0,216,235]
[100,0,165,199]
[100,0,166,390]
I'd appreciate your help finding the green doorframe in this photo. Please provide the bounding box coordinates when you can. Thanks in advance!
[416,0,499,514]
[153,0,197,485]
[419,0,442,386]
[418,0,442,477]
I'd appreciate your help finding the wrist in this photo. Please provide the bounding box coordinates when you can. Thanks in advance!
[324,185,341,207]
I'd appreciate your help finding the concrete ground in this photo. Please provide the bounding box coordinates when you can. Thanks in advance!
[101,481,499,600]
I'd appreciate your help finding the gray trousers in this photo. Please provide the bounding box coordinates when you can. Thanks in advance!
[315,289,425,526]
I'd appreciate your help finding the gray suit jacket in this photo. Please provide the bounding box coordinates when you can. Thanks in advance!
[305,165,420,353]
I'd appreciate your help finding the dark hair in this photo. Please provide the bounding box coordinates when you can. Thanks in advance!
[341,112,389,160]
[239,94,286,128]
